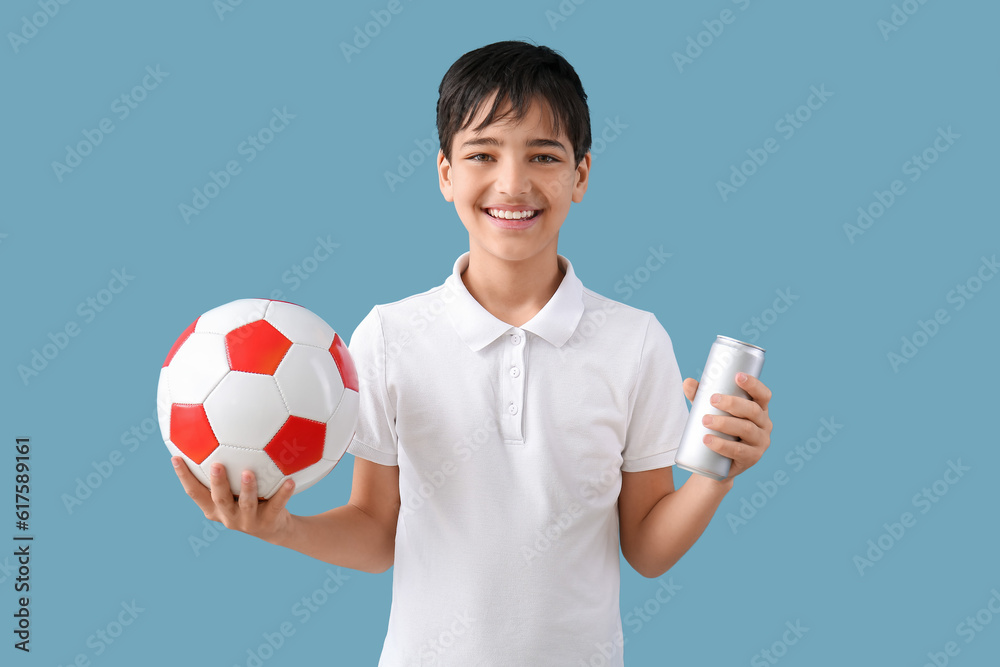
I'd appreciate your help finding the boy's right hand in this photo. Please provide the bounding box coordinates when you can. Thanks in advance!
[171,457,295,545]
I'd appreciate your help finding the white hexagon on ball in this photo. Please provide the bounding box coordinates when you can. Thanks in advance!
[204,372,289,449]
[324,388,359,462]
[202,445,286,499]
[274,344,345,423]
[166,332,229,404]
[194,298,269,335]
[265,300,335,349]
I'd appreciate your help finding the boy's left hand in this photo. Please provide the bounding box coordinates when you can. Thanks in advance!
[682,373,773,479]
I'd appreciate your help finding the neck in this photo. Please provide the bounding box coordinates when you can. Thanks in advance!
[461,243,565,328]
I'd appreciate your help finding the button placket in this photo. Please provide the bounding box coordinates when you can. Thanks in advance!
[501,328,526,442]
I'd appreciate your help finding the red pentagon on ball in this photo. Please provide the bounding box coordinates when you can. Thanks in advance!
[329,333,358,392]
[225,319,292,375]
[264,415,327,475]
[170,404,219,464]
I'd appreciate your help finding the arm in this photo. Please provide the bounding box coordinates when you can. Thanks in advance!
[619,465,732,578]
[272,457,400,573]
[171,305,403,573]
[172,455,400,574]
[618,374,773,578]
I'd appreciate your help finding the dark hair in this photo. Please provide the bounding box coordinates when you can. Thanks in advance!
[436,40,591,166]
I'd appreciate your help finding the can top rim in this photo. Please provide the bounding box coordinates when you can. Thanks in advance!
[716,335,766,353]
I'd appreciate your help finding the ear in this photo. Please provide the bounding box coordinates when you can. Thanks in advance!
[571,151,591,203]
[438,149,454,202]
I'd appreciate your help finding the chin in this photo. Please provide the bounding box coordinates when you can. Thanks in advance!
[478,235,560,263]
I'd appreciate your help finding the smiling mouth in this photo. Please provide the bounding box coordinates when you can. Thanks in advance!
[483,208,541,221]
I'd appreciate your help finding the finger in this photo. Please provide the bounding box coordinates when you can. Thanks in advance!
[703,413,765,447]
[709,392,768,430]
[262,478,296,520]
[238,470,259,513]
[209,463,237,512]
[172,457,216,513]
[735,373,772,411]
[683,378,699,403]
[703,434,761,470]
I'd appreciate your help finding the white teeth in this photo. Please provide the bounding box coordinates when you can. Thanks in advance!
[487,208,537,220]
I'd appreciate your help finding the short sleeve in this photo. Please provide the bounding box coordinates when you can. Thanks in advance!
[621,313,690,473]
[345,306,399,466]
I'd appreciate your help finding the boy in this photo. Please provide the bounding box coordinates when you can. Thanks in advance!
[173,40,774,665]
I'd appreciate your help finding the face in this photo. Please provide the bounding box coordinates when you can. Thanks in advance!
[437,93,591,264]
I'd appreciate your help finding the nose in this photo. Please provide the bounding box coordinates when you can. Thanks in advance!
[495,157,531,195]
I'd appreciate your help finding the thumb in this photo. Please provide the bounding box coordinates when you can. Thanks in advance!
[682,378,699,403]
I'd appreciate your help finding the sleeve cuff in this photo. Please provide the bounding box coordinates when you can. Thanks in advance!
[621,447,678,473]
[346,438,398,467]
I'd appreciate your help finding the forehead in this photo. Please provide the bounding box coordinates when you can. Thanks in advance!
[460,92,563,140]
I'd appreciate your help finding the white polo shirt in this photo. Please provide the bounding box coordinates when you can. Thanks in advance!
[346,252,689,666]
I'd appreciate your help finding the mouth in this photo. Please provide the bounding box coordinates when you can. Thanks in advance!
[482,207,542,229]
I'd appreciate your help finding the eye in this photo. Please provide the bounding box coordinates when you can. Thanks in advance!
[468,153,493,162]
[532,154,559,164]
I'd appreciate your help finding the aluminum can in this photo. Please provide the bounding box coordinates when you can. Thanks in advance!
[675,336,765,481]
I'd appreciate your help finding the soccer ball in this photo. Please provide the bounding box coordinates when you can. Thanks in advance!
[157,298,359,499]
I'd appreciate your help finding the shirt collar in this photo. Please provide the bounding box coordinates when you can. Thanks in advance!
[444,252,585,352]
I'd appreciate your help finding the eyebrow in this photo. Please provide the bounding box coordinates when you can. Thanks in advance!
[459,136,568,154]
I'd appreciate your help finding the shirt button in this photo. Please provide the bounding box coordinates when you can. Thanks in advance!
[508,403,518,415]
[509,366,520,378]
[510,334,521,345]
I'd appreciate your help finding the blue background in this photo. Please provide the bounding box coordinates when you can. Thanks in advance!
[3,0,998,665]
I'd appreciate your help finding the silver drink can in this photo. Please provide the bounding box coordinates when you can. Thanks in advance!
[675,336,766,481]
